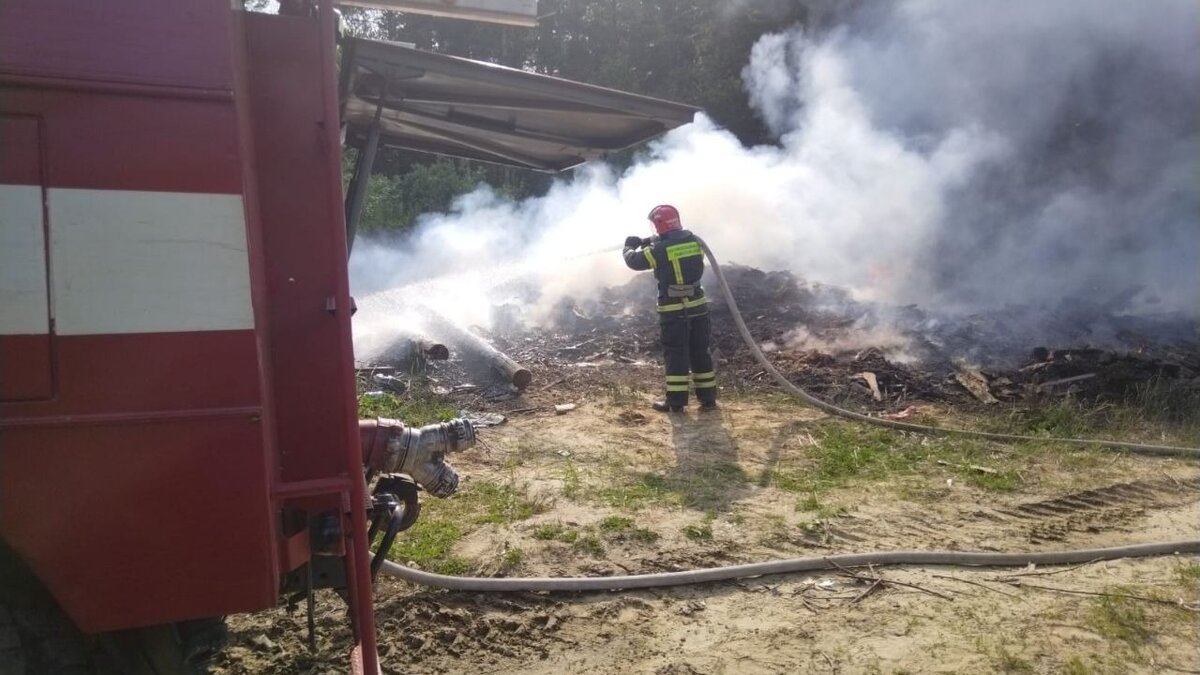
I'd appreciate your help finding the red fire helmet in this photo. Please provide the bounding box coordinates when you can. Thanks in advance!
[647,204,683,235]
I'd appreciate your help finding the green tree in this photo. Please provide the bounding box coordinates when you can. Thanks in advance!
[339,1,820,233]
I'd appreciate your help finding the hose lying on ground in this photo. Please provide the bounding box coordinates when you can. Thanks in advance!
[381,238,1200,591]
[694,236,1200,459]
[382,540,1200,591]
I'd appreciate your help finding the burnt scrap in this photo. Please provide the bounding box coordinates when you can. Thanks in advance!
[357,264,1198,411]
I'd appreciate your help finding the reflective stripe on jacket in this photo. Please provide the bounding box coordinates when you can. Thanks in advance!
[622,229,706,311]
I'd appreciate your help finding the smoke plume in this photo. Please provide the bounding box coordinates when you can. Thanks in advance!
[352,0,1200,356]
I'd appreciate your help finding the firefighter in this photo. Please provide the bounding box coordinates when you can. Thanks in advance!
[623,205,718,412]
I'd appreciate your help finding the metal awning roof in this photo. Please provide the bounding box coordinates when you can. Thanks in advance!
[338,37,700,172]
[339,0,539,27]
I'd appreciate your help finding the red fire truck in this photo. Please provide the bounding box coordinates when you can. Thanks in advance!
[0,1,695,672]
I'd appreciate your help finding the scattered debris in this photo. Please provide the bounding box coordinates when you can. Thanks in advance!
[1036,372,1097,390]
[824,559,955,602]
[371,373,408,394]
[856,371,882,401]
[537,377,567,392]
[617,411,647,426]
[928,573,1020,598]
[504,407,541,416]
[359,263,1197,416]
[953,359,999,404]
[461,411,507,428]
[935,459,1000,475]
[554,403,577,414]
[883,405,920,420]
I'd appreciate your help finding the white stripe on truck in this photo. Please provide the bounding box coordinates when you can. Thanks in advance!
[47,188,255,336]
[43,188,255,336]
[0,184,50,335]
[3,186,255,336]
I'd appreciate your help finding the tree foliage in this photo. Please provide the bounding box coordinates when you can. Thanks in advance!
[341,1,816,232]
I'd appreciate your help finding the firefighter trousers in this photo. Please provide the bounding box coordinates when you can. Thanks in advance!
[660,311,716,407]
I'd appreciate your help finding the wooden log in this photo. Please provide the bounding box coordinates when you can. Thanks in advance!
[424,312,533,389]
[1036,373,1096,390]
[413,339,450,361]
[374,334,450,366]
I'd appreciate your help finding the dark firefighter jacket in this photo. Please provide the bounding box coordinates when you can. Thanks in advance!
[623,229,708,315]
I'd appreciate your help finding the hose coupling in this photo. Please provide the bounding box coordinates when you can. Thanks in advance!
[359,418,476,498]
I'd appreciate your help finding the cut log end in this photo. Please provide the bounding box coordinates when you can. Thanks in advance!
[512,368,533,390]
[424,343,451,361]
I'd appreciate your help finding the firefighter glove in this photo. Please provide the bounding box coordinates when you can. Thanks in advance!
[624,235,644,249]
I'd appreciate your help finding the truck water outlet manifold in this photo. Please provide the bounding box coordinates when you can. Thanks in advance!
[359,418,476,497]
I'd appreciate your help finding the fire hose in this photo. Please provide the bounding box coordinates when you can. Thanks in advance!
[381,541,1200,591]
[380,236,1200,590]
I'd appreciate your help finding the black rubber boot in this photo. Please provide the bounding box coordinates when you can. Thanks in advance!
[651,401,686,413]
[698,401,719,411]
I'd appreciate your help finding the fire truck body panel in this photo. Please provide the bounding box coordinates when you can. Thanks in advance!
[0,2,370,638]
[1,2,694,669]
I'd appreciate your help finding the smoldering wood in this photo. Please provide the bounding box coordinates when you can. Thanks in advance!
[372,334,451,369]
[952,359,998,404]
[423,311,533,390]
[413,339,450,361]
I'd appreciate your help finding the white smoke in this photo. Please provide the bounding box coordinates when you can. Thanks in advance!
[352,0,1200,354]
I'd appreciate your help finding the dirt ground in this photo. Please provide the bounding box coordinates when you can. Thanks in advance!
[213,359,1200,675]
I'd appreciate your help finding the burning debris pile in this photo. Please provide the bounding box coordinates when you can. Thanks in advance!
[971,347,1200,403]
[356,264,1198,413]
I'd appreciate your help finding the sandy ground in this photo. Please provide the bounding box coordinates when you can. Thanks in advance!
[214,383,1200,675]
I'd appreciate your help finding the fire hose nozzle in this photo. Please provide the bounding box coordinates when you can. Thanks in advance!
[359,418,476,498]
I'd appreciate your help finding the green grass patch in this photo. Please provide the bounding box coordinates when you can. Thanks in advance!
[1011,400,1092,438]
[572,534,605,557]
[1122,376,1200,438]
[795,493,848,518]
[993,380,1200,446]
[812,427,906,479]
[386,518,469,574]
[764,421,1027,498]
[598,516,634,531]
[1088,589,1151,646]
[560,461,583,499]
[796,493,822,512]
[628,527,660,543]
[682,524,713,541]
[386,479,546,572]
[796,519,831,538]
[765,425,929,494]
[1176,561,1200,587]
[500,548,524,571]
[469,482,550,525]
[596,462,748,511]
[962,468,1020,491]
[356,390,458,426]
[597,515,659,544]
[533,523,579,543]
[1062,656,1092,675]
